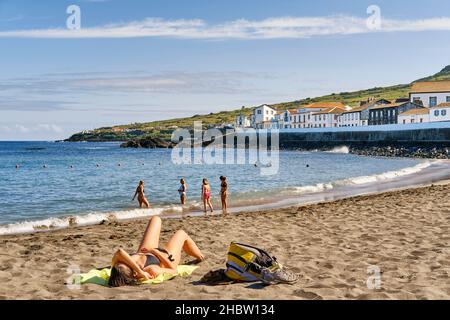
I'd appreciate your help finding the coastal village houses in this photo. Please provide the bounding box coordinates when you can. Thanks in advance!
[338,98,390,127]
[240,80,450,131]
[289,102,348,128]
[398,108,430,124]
[409,80,450,107]
[430,103,450,122]
[235,114,251,128]
[251,104,277,129]
[368,101,423,126]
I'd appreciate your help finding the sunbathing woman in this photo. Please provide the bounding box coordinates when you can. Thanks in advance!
[132,180,150,208]
[109,216,205,287]
[201,178,214,214]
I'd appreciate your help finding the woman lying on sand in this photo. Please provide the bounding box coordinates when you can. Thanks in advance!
[132,180,150,208]
[109,216,205,287]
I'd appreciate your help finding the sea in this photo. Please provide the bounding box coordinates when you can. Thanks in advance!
[0,141,444,235]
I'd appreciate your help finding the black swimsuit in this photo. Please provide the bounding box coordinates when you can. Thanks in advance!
[144,254,160,267]
[132,248,175,268]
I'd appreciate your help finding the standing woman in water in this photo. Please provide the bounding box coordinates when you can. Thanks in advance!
[219,176,228,215]
[201,178,214,214]
[178,178,187,205]
[133,180,150,208]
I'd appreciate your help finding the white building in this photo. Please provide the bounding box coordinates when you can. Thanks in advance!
[409,80,450,107]
[252,104,277,129]
[338,105,370,127]
[309,107,344,128]
[429,103,450,122]
[289,102,348,128]
[398,108,430,124]
[235,115,251,128]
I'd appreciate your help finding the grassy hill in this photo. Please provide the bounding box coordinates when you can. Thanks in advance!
[66,66,450,142]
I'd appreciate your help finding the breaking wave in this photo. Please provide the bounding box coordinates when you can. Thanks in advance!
[0,161,435,236]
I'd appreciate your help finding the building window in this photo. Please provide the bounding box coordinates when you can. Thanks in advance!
[447,96,450,102]
[411,119,415,123]
[413,97,421,103]
[403,119,406,124]
[257,110,262,114]
[434,110,440,117]
[420,118,423,123]
[429,97,437,107]
[442,109,447,116]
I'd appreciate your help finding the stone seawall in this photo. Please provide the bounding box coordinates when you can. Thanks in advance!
[277,127,450,159]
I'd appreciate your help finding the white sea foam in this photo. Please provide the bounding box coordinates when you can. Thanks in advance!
[291,161,432,195]
[325,146,350,154]
[0,161,436,236]
[345,161,432,185]
[0,206,173,236]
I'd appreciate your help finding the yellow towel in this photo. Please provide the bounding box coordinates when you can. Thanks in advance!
[75,265,198,286]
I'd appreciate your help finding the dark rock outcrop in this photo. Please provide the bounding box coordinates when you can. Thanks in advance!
[120,137,174,149]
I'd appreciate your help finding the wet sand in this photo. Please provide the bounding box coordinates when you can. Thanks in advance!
[0,183,449,300]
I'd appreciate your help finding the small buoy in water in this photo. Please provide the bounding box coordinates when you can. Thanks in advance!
[142,163,145,166]
[15,164,20,169]
[96,164,100,167]
[306,164,310,168]
[70,165,74,169]
[118,163,121,167]
[43,165,47,168]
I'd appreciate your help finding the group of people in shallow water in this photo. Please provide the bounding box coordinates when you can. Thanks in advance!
[132,176,228,215]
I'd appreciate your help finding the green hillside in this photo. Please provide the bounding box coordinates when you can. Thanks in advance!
[66,66,450,142]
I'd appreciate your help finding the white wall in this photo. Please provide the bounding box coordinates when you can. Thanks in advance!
[235,115,251,128]
[410,92,450,107]
[253,105,276,125]
[338,112,367,127]
[309,113,339,128]
[279,120,450,133]
[430,107,450,122]
[398,113,430,124]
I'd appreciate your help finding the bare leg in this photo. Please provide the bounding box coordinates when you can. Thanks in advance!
[143,197,150,208]
[137,216,161,252]
[164,230,204,266]
[207,199,214,212]
[221,195,227,214]
[203,199,207,214]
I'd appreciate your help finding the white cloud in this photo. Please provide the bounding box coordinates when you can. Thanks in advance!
[0,15,449,39]
[0,124,64,134]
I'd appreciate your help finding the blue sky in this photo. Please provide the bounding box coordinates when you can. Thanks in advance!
[1,0,450,140]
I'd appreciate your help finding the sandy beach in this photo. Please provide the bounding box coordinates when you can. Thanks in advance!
[0,183,449,300]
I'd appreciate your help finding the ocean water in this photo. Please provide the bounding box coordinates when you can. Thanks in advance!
[0,141,426,234]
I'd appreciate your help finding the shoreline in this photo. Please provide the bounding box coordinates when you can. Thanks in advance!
[0,182,449,299]
[1,159,449,236]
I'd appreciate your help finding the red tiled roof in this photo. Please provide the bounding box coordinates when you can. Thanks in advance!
[410,80,450,93]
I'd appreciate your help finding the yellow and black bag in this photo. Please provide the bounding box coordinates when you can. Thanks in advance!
[224,242,281,282]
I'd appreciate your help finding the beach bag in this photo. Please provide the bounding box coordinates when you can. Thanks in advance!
[224,242,281,282]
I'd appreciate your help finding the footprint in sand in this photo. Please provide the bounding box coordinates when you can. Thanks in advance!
[293,289,323,300]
